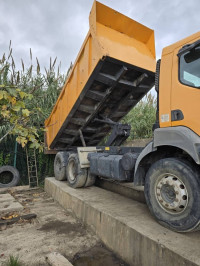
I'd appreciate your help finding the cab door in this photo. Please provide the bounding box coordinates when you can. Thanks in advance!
[171,39,200,136]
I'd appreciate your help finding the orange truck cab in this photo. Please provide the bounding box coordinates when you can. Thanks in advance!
[45,1,200,232]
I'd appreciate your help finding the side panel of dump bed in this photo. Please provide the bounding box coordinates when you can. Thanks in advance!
[45,1,156,150]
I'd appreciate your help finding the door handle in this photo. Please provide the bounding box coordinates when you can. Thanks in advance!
[171,109,184,121]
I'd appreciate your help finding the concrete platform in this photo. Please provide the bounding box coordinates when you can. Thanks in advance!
[96,178,145,203]
[45,177,200,266]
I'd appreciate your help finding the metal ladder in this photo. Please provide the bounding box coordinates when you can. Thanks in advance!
[26,148,38,187]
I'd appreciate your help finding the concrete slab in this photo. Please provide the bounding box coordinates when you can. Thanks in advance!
[96,178,145,203]
[0,193,23,214]
[45,177,200,266]
[0,193,15,202]
[0,186,30,194]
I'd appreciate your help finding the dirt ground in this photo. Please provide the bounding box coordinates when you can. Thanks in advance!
[0,188,128,266]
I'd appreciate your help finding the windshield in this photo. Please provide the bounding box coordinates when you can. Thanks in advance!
[179,46,200,88]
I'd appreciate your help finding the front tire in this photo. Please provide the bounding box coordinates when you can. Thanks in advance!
[144,158,200,232]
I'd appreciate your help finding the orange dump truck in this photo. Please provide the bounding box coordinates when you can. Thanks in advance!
[45,1,200,232]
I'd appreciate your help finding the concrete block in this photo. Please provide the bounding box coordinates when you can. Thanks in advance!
[46,252,73,266]
[0,193,23,214]
[45,177,200,266]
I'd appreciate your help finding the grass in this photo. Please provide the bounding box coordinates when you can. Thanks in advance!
[4,255,24,266]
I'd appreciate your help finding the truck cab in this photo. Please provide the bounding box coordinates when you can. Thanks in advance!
[132,34,200,232]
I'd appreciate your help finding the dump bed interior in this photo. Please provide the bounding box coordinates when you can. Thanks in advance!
[50,57,154,149]
[45,1,156,150]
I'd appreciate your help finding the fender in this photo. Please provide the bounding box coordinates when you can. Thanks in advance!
[134,141,155,186]
[134,126,200,185]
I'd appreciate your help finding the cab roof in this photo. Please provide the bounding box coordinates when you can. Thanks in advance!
[162,31,200,55]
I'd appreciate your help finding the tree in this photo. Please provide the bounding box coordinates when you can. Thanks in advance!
[0,85,43,151]
[0,47,47,151]
[0,42,68,151]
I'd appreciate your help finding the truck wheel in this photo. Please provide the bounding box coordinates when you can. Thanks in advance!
[84,170,96,187]
[54,152,69,181]
[66,153,87,188]
[0,166,20,188]
[144,158,200,232]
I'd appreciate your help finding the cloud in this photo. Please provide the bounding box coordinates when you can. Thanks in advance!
[0,0,200,73]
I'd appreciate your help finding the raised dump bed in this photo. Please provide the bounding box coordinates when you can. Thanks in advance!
[45,1,156,151]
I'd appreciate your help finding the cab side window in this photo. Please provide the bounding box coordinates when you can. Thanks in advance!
[179,46,200,88]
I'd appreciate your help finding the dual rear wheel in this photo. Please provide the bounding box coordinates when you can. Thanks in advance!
[54,152,96,188]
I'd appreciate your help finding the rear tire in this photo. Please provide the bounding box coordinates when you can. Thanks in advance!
[54,152,69,181]
[0,166,20,188]
[144,158,200,232]
[66,153,87,188]
[84,170,96,187]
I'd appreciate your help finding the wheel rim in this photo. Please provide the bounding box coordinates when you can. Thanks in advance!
[68,160,76,181]
[155,174,188,214]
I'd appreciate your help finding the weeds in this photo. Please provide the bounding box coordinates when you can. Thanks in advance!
[4,255,24,266]
[0,43,68,183]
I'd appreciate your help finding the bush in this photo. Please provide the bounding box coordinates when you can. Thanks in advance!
[122,93,157,139]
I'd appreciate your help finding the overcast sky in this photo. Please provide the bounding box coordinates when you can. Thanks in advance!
[0,0,200,74]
